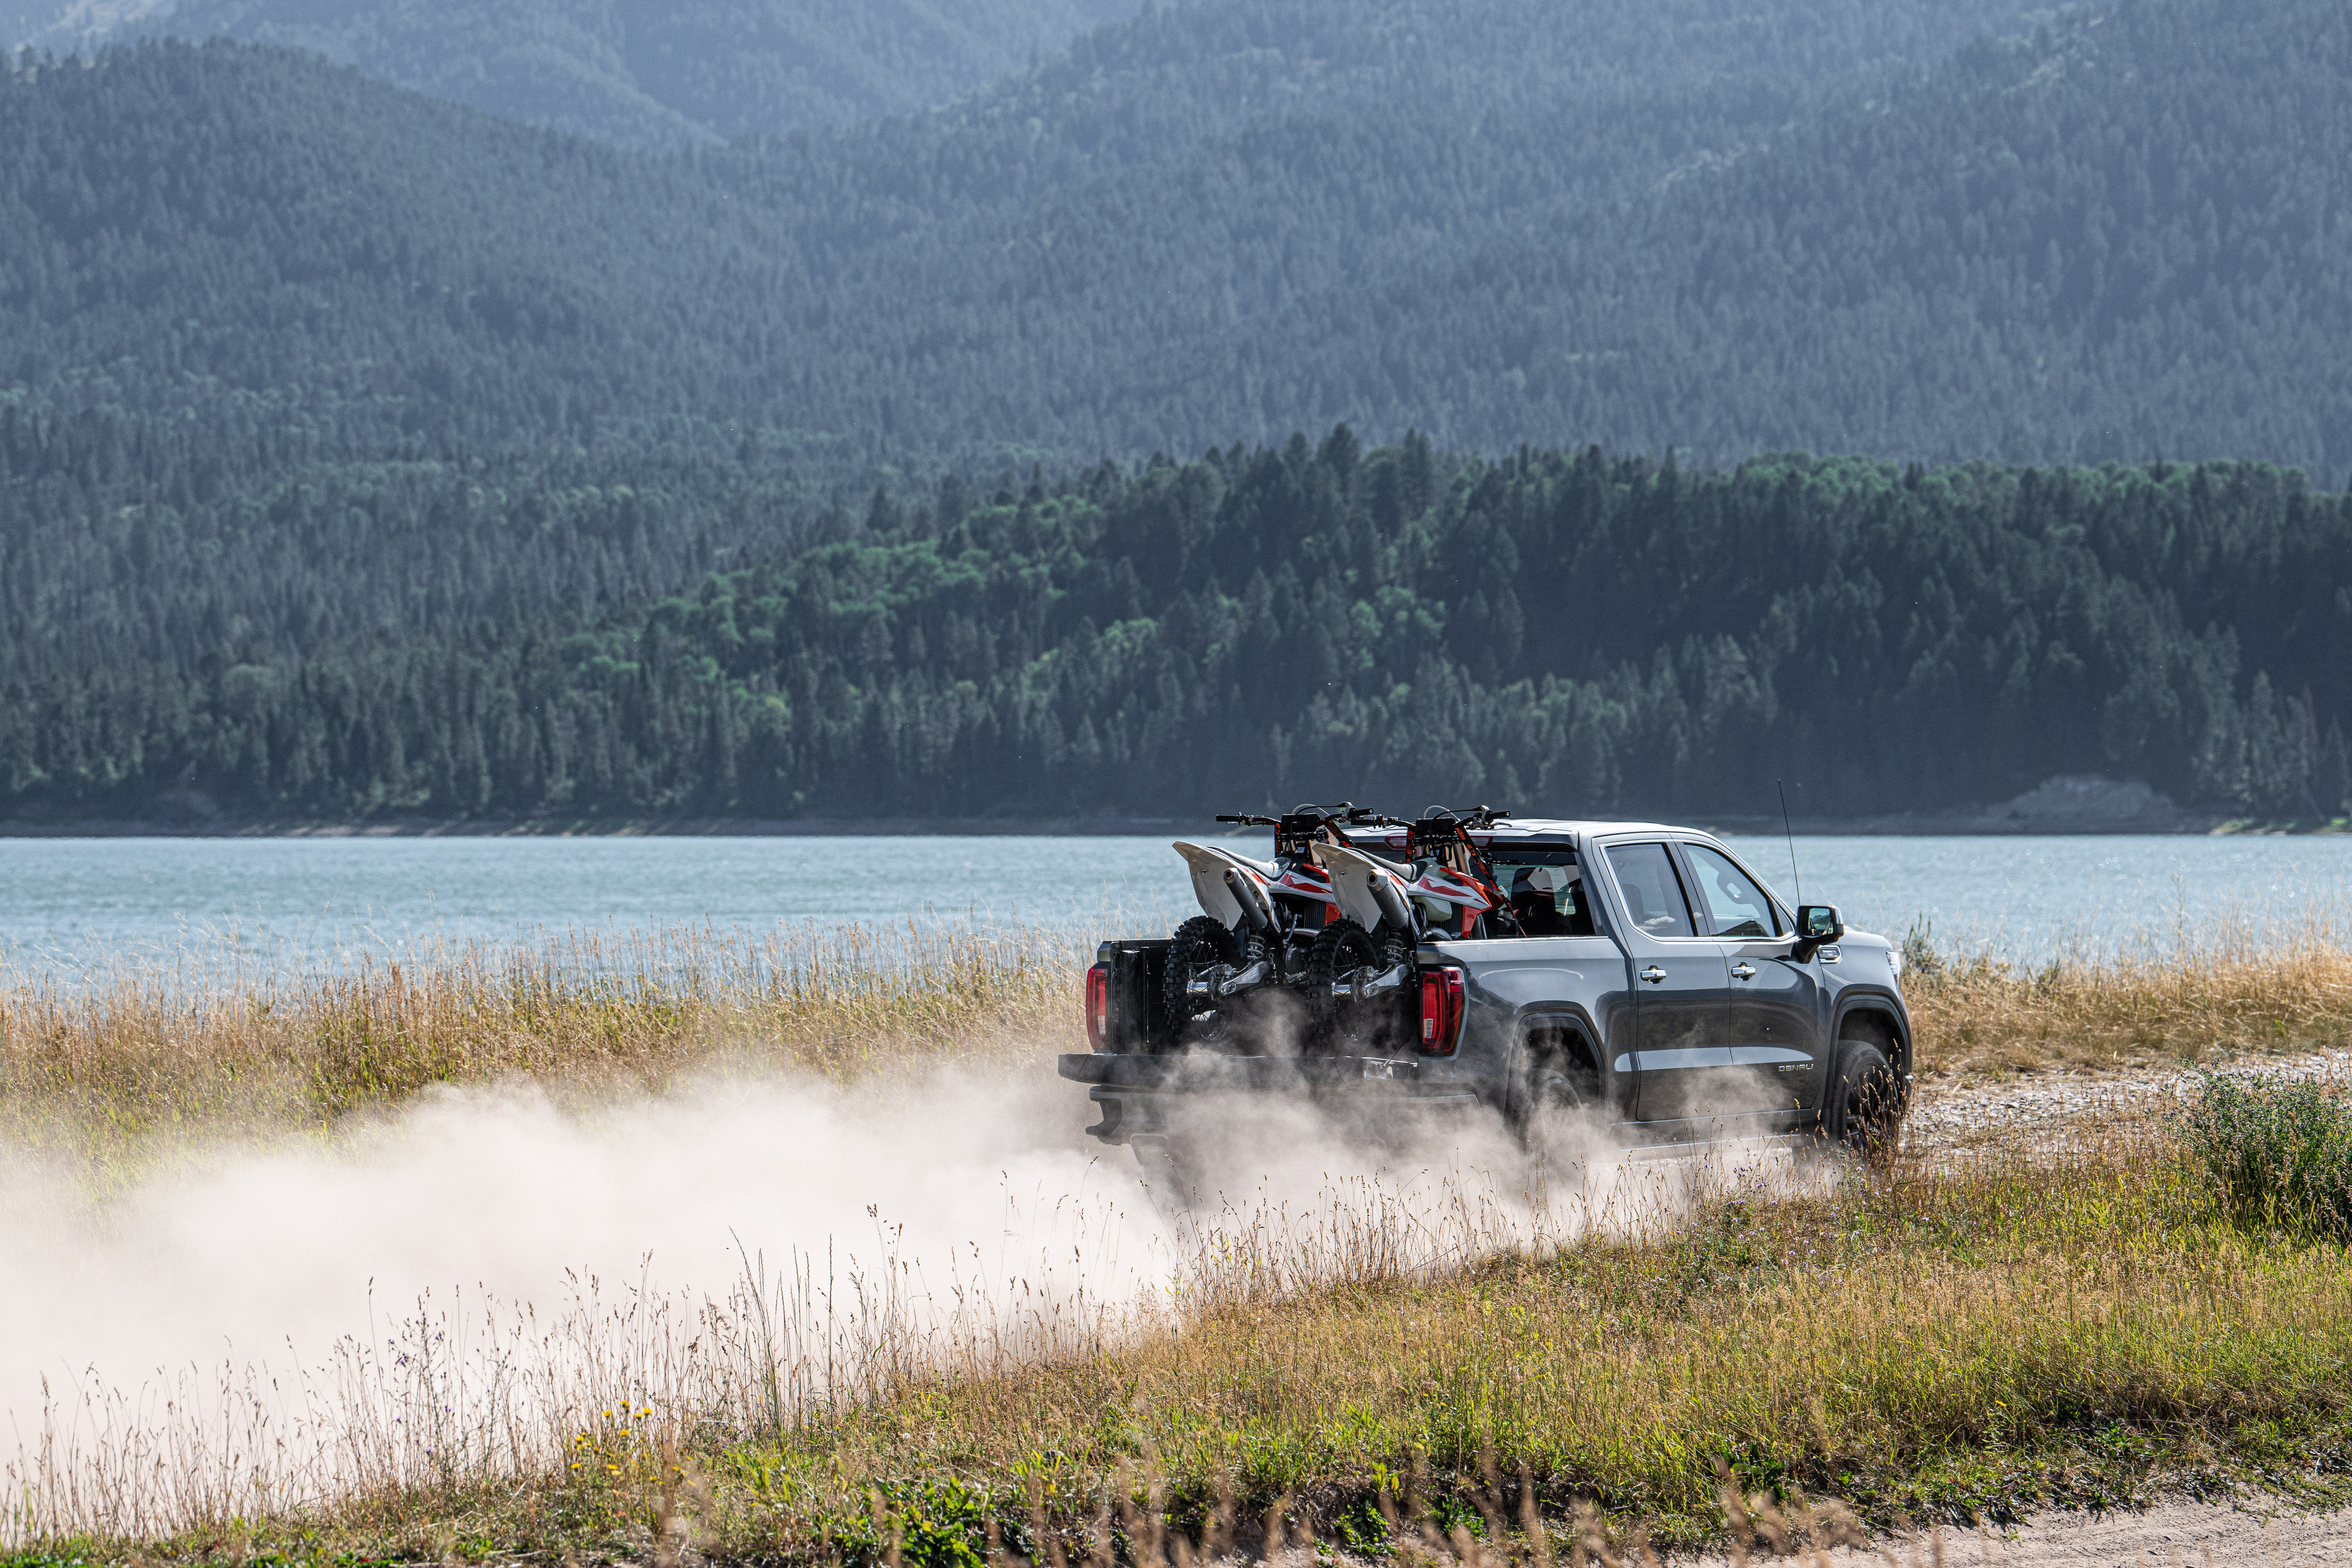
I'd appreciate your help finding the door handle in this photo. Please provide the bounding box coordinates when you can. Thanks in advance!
[1640,965,1667,984]
[1731,961,1756,980]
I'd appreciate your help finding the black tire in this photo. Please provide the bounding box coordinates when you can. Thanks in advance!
[1305,919,1380,1048]
[1510,1055,1589,1158]
[1164,915,1241,1042]
[1822,1039,1903,1165]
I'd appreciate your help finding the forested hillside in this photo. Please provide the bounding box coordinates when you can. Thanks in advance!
[0,406,857,686]
[7,432,2347,824]
[125,0,1142,148]
[8,0,2352,826]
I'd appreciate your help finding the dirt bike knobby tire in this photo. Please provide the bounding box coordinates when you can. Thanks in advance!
[1304,919,1380,1047]
[1162,915,1241,1036]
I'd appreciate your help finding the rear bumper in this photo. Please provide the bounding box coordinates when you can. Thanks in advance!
[1057,1051,1426,1090]
[1058,1052,1484,1145]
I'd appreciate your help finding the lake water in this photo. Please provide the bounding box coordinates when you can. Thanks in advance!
[3,831,2349,982]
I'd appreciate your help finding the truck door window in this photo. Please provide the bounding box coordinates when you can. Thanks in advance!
[1490,849,1594,936]
[1683,844,1782,937]
[1604,843,1696,938]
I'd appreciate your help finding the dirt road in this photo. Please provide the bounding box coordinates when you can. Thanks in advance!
[1696,1500,2352,1564]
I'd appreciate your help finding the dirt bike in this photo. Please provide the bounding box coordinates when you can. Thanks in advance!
[1163,803,1389,1044]
[1401,805,1521,938]
[1305,805,1518,1047]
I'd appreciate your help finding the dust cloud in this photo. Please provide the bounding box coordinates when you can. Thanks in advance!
[0,1060,1799,1535]
[2,1066,1147,1405]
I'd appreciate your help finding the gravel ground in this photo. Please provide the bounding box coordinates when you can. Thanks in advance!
[1906,1048,2352,1150]
[1693,1499,2352,1564]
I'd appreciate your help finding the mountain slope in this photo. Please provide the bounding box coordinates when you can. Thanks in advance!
[1309,0,2352,469]
[761,0,2352,472]
[0,41,799,440]
[31,0,1145,148]
[0,0,2074,444]
[10,0,2352,478]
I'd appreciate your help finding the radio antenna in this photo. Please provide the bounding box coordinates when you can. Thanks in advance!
[1777,779,1803,906]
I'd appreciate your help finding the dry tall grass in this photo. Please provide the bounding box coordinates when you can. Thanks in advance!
[1904,920,2352,1078]
[12,910,2352,1559]
[733,1119,2350,1558]
[10,912,2352,1159]
[0,920,1082,1155]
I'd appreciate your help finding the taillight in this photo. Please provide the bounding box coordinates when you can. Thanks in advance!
[1086,963,1110,1048]
[1418,965,1465,1055]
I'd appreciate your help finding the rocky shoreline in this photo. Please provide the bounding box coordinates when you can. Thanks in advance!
[2,774,2340,837]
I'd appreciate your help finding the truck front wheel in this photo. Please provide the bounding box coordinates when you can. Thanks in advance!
[1822,1039,1902,1166]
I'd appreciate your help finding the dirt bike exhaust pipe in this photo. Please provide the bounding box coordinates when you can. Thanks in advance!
[1223,868,1274,933]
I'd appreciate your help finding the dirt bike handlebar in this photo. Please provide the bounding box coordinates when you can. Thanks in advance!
[1421,805,1513,831]
[1220,802,1398,831]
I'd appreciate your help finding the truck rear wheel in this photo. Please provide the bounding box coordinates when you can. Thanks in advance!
[1511,1052,1590,1159]
[1822,1039,1902,1166]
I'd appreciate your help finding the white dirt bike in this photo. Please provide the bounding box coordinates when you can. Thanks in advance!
[1162,803,1385,1046]
[1306,806,1520,1048]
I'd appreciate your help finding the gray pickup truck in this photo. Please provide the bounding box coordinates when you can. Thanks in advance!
[1059,817,1913,1163]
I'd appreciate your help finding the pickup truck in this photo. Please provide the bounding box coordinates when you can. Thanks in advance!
[1059,817,1913,1167]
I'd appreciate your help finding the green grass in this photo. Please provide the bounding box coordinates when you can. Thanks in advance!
[2179,1070,2352,1241]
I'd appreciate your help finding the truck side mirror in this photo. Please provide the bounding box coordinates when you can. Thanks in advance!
[1793,904,1844,958]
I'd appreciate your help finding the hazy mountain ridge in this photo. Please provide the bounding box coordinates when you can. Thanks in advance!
[11,0,1146,147]
[16,0,2337,479]
[1384,0,2352,469]
[758,0,2352,471]
[3,0,2088,453]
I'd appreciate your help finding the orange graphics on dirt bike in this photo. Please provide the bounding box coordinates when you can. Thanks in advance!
[1400,805,1519,939]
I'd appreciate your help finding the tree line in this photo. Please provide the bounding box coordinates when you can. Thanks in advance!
[7,433,2347,823]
